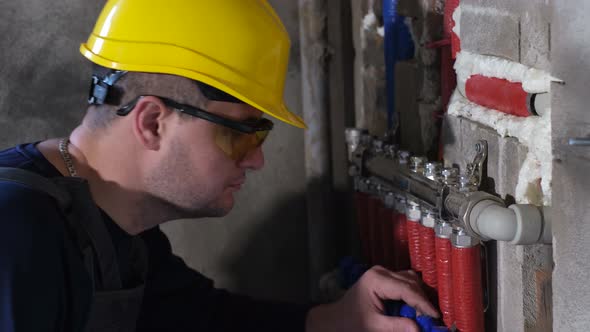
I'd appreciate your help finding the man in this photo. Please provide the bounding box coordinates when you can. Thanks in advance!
[0,0,438,331]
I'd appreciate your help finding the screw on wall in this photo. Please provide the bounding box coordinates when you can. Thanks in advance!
[568,138,590,146]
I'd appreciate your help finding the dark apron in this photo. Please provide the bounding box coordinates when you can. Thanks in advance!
[0,167,147,332]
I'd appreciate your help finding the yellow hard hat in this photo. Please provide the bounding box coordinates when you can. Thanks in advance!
[80,0,306,129]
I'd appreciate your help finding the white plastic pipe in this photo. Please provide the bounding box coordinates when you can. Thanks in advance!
[472,203,517,242]
[469,200,551,245]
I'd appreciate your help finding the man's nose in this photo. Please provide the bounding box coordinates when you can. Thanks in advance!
[238,146,265,170]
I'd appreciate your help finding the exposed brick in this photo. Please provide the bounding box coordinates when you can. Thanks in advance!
[397,0,421,18]
[522,245,553,332]
[396,60,422,154]
[462,0,521,12]
[496,242,526,332]
[498,137,529,200]
[459,118,500,188]
[441,114,463,168]
[521,12,551,71]
[418,102,440,155]
[351,0,387,136]
[460,4,521,62]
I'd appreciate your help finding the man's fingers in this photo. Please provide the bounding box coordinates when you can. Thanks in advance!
[374,316,419,332]
[372,271,439,318]
[372,266,423,289]
[397,282,439,318]
[392,270,421,284]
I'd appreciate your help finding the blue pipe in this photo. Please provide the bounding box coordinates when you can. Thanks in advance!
[383,0,398,131]
[383,0,415,132]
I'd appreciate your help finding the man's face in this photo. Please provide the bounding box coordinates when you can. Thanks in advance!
[144,100,266,218]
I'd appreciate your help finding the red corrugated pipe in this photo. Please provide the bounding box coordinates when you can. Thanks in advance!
[354,192,371,263]
[435,221,455,328]
[380,203,396,269]
[426,0,460,160]
[393,195,410,271]
[368,196,384,265]
[451,228,485,332]
[420,210,438,289]
[406,200,423,271]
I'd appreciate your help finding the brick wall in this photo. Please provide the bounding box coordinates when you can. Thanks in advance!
[443,1,553,331]
[351,0,557,330]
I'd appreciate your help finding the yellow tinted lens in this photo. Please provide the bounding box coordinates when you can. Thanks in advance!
[255,130,270,146]
[214,126,235,157]
[215,128,270,160]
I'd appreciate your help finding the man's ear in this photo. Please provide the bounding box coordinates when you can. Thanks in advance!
[131,96,173,150]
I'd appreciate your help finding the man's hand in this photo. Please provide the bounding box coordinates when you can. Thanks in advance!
[306,266,439,332]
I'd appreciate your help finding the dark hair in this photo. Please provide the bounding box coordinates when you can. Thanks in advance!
[84,64,245,131]
[90,64,245,106]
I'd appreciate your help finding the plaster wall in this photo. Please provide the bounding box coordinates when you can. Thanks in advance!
[0,0,310,303]
[551,0,590,330]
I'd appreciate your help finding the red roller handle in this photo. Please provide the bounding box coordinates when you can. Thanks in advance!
[420,227,437,289]
[406,219,422,271]
[436,237,455,328]
[452,245,485,332]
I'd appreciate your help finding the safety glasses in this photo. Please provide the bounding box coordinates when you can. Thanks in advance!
[117,96,273,160]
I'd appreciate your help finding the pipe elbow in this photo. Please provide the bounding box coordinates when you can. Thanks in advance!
[468,200,552,245]
[471,203,517,241]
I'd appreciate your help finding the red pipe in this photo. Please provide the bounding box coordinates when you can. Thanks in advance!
[381,205,395,269]
[452,244,485,332]
[465,75,534,117]
[368,196,384,265]
[420,226,438,288]
[393,213,410,271]
[354,192,371,263]
[406,217,422,271]
[425,0,459,160]
[445,0,461,58]
[435,236,455,328]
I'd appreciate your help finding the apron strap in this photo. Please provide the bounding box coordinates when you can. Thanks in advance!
[0,167,123,290]
[0,167,71,208]
[54,177,123,290]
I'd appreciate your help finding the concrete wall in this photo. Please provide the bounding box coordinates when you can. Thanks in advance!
[551,0,590,330]
[0,0,310,303]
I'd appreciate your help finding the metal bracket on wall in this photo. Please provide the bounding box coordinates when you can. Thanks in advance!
[466,140,488,187]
